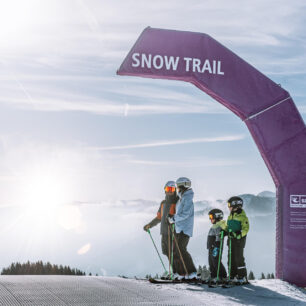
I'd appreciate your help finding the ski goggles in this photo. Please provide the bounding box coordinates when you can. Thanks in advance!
[209,214,214,220]
[228,200,243,207]
[164,186,176,193]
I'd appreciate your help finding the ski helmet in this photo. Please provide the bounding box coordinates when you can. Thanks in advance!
[208,209,224,221]
[175,177,191,189]
[227,196,243,208]
[164,181,176,193]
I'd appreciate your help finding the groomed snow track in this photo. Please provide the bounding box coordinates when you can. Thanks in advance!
[0,276,305,305]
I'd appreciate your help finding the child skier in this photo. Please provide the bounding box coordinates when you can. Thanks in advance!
[207,209,227,283]
[227,196,249,284]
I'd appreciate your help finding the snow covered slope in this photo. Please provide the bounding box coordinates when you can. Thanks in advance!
[0,276,305,305]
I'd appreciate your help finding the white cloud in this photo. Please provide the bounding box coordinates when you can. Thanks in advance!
[0,0,305,117]
[296,106,306,114]
[0,96,227,116]
[0,72,227,115]
[0,0,305,66]
[89,135,245,151]
[127,158,244,167]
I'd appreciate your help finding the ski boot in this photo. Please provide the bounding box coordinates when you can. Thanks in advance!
[173,273,184,281]
[186,272,198,280]
[161,273,172,280]
[235,277,248,285]
[207,277,220,287]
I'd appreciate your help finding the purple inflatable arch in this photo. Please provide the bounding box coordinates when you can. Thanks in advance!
[117,27,306,287]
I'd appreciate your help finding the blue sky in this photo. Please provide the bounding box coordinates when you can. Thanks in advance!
[0,0,305,206]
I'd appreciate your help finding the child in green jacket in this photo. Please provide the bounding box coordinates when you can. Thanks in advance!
[207,209,227,283]
[227,196,249,283]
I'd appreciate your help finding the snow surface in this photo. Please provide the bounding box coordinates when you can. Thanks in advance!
[0,276,305,305]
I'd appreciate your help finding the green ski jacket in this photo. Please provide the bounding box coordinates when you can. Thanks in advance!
[227,208,249,237]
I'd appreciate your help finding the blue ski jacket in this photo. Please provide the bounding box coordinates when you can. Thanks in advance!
[174,188,194,237]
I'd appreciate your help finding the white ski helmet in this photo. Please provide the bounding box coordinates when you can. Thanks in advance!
[164,181,176,189]
[176,177,191,188]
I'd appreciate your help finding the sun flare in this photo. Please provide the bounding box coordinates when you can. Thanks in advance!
[14,163,82,238]
[23,173,65,209]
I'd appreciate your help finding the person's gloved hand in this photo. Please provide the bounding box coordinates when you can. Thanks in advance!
[143,224,151,232]
[212,247,219,257]
[232,231,242,239]
[167,214,175,225]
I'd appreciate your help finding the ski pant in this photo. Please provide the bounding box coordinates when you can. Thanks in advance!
[228,236,247,279]
[208,248,227,279]
[173,231,197,275]
[161,231,178,273]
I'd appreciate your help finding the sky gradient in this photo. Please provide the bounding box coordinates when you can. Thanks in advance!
[0,0,305,206]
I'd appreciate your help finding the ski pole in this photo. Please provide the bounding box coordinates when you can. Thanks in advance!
[169,224,188,276]
[228,229,232,280]
[216,230,224,282]
[170,225,174,280]
[168,225,172,277]
[147,229,167,274]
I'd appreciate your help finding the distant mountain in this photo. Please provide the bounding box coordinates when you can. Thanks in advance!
[257,191,276,198]
[239,193,275,215]
[194,192,276,216]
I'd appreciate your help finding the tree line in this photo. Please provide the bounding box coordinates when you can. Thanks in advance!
[1,261,86,275]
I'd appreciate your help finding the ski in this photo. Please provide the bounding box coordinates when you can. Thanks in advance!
[222,283,235,288]
[207,281,226,288]
[208,283,221,288]
[206,279,250,288]
[149,278,182,284]
[222,281,250,288]
[149,278,206,284]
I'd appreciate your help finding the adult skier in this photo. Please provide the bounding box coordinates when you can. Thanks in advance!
[167,177,197,280]
[143,181,179,278]
[207,209,227,284]
[227,196,249,284]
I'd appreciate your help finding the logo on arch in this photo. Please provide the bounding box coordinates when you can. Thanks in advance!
[290,195,306,208]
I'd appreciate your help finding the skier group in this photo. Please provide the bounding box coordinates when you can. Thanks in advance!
[143,177,249,285]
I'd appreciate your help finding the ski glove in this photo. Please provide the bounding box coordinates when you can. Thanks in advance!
[143,224,151,232]
[167,215,175,225]
[212,247,219,257]
[232,230,242,239]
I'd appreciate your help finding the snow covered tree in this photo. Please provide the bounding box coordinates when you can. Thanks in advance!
[271,273,275,279]
[260,273,266,279]
[267,273,271,279]
[248,271,255,280]
[1,261,85,275]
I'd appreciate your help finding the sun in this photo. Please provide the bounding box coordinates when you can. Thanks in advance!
[23,173,66,209]
[15,164,76,238]
[22,173,64,233]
